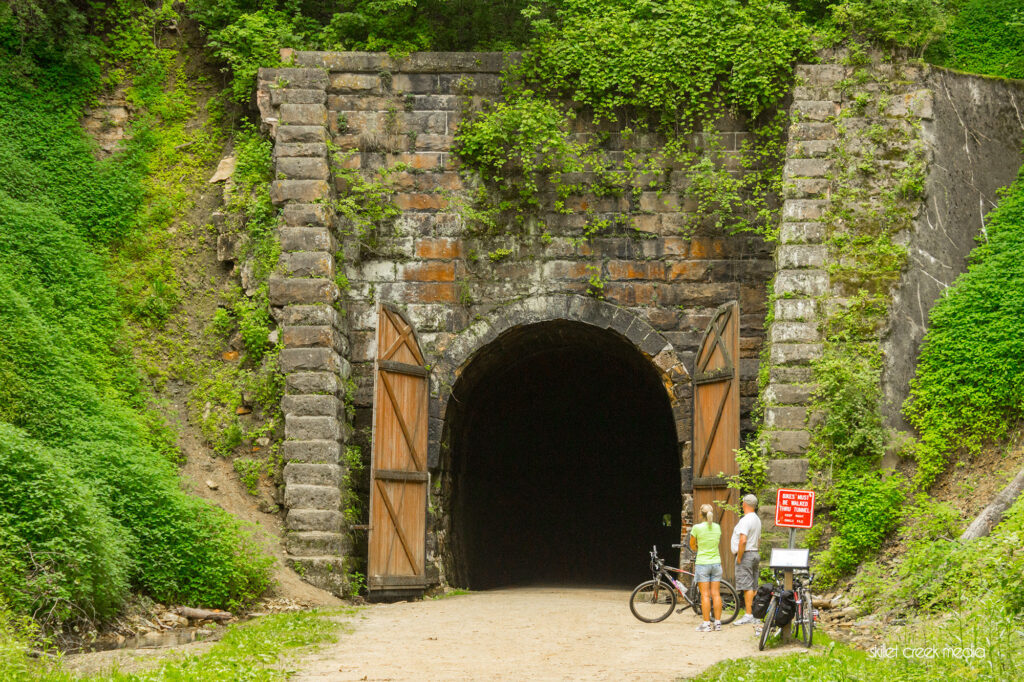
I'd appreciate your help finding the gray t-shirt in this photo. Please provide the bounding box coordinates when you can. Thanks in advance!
[731,511,761,555]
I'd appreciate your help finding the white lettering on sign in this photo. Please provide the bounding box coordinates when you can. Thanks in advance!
[775,488,815,529]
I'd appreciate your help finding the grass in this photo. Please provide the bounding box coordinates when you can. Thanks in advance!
[430,589,472,600]
[692,601,1024,681]
[7,608,356,681]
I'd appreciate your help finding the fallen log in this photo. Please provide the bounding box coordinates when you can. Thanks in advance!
[959,467,1024,541]
[174,606,233,622]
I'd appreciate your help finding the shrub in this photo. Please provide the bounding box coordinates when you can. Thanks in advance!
[904,170,1024,487]
[926,0,1024,78]
[0,425,130,625]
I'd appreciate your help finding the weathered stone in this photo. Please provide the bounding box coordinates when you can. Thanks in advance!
[275,125,328,144]
[780,221,825,244]
[279,252,334,279]
[283,326,348,353]
[281,394,341,418]
[287,531,351,558]
[284,203,334,227]
[774,269,828,297]
[771,321,820,344]
[777,244,827,269]
[764,406,808,430]
[285,556,347,596]
[286,509,343,533]
[772,457,811,484]
[769,431,811,455]
[259,67,329,90]
[284,463,343,487]
[774,298,818,321]
[283,482,340,509]
[281,439,341,463]
[276,142,328,159]
[270,88,327,105]
[277,156,330,180]
[784,158,832,178]
[764,383,817,405]
[278,227,336,252]
[275,304,343,330]
[286,371,343,397]
[279,347,344,373]
[216,233,245,262]
[268,275,338,306]
[270,180,331,205]
[770,342,823,366]
[793,100,841,121]
[286,415,341,441]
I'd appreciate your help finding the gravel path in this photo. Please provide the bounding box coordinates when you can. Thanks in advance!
[297,586,806,681]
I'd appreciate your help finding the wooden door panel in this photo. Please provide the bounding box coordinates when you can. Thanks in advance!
[369,303,428,591]
[692,301,740,581]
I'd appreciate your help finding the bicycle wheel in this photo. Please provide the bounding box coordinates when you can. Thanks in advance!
[758,596,778,651]
[717,581,741,625]
[629,579,677,623]
[800,588,814,648]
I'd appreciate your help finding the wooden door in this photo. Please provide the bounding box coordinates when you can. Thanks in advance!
[692,301,740,580]
[368,303,429,592]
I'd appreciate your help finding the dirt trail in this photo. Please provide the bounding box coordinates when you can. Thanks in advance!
[297,586,807,681]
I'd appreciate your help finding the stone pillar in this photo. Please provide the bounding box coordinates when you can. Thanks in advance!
[258,65,351,594]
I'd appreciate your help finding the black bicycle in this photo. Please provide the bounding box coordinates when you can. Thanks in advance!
[629,545,741,624]
[757,569,815,650]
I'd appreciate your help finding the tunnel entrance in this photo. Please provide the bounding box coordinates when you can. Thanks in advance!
[442,320,682,589]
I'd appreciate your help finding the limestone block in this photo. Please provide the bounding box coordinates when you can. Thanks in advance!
[258,67,329,90]
[281,439,341,463]
[770,321,821,344]
[279,251,334,279]
[277,156,330,180]
[774,298,818,321]
[276,142,328,159]
[779,221,825,244]
[768,458,810,483]
[777,244,827,269]
[769,342,823,366]
[283,463,343,487]
[782,199,829,221]
[774,269,828,297]
[285,415,342,441]
[283,483,340,510]
[282,325,347,352]
[786,139,837,159]
[275,304,343,330]
[279,347,344,373]
[278,227,336,252]
[793,100,841,121]
[784,158,832,178]
[764,406,807,430]
[283,203,334,227]
[270,179,331,205]
[285,371,343,397]
[769,430,811,455]
[794,64,848,85]
[268,275,338,306]
[286,531,349,556]
[764,382,816,405]
[276,126,328,144]
[281,394,341,418]
[328,72,381,93]
[286,509,343,533]
[270,88,326,105]
[285,557,347,596]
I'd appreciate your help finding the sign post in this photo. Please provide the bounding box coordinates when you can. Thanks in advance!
[774,488,815,643]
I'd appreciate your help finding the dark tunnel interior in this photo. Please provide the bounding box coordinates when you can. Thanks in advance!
[444,321,682,589]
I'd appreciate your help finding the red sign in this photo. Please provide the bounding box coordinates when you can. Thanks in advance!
[775,488,815,529]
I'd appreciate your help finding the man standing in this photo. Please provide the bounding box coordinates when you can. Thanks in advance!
[731,494,762,625]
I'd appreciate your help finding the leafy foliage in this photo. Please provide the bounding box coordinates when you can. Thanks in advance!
[927,0,1024,79]
[905,171,1024,487]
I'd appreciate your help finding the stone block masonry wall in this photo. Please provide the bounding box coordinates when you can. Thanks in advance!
[257,65,352,594]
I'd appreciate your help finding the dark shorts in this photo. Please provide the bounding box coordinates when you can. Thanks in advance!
[735,553,759,591]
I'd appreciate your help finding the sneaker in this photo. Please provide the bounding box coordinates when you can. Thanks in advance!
[713,620,722,631]
[733,614,756,626]
[695,621,713,632]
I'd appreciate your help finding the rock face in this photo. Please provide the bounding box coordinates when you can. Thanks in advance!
[254,50,1024,595]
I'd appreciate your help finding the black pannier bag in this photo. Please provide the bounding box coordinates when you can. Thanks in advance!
[751,585,773,619]
[772,589,797,627]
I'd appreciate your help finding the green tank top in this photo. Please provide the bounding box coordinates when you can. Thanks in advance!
[691,521,722,565]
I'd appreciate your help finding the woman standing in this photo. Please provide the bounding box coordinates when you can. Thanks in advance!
[688,503,723,632]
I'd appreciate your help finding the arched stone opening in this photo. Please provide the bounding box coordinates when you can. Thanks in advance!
[437,318,683,589]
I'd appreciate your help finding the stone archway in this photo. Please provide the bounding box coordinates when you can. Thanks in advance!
[426,295,691,588]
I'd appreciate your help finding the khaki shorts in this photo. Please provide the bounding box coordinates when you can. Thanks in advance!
[735,553,759,591]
